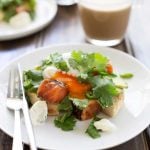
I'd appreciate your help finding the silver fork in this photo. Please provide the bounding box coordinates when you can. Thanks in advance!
[6,68,23,150]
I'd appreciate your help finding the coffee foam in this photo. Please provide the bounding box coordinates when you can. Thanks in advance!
[79,0,132,11]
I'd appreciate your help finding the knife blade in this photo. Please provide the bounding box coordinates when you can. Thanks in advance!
[18,64,37,150]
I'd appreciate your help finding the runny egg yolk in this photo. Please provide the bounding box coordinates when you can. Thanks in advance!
[51,71,91,99]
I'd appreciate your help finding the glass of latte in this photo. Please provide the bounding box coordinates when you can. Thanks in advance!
[78,0,132,46]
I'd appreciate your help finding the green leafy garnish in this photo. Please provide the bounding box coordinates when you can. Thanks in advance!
[58,96,73,112]
[88,76,119,108]
[54,97,76,131]
[68,51,109,79]
[86,91,96,99]
[120,73,133,79]
[25,70,43,81]
[50,53,69,72]
[41,55,52,68]
[71,98,89,110]
[100,72,117,78]
[86,117,101,139]
[23,70,43,92]
[54,115,76,131]
[41,53,69,72]
[24,79,33,89]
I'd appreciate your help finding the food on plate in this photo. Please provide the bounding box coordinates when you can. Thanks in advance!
[9,11,32,28]
[120,73,134,79]
[29,101,48,125]
[0,0,36,27]
[77,100,100,120]
[37,79,68,103]
[102,92,124,117]
[93,118,116,132]
[23,50,130,138]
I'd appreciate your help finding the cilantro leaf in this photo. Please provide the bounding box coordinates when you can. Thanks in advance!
[71,98,89,110]
[58,96,73,112]
[94,52,109,72]
[24,79,33,90]
[50,53,69,72]
[68,51,109,80]
[54,97,76,131]
[94,85,117,108]
[25,70,43,81]
[41,55,52,68]
[23,70,43,92]
[41,53,69,72]
[88,76,119,108]
[86,117,101,139]
[69,51,94,71]
[54,114,76,131]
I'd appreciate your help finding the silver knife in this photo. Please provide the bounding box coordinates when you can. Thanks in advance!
[18,64,37,150]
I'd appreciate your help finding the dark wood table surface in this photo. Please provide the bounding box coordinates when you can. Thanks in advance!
[0,5,150,150]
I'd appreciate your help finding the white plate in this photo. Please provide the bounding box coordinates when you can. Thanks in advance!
[0,0,57,41]
[57,0,77,6]
[0,44,150,150]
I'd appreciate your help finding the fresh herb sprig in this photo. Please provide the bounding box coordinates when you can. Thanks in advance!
[68,51,109,79]
[87,76,120,108]
[86,117,101,139]
[23,70,43,92]
[54,97,76,131]
[41,53,69,72]
[71,98,89,110]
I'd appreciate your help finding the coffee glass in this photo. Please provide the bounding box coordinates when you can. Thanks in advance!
[78,0,132,46]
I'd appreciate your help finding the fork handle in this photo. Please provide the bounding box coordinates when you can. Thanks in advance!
[12,110,23,150]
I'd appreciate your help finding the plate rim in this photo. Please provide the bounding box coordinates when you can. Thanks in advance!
[0,43,150,149]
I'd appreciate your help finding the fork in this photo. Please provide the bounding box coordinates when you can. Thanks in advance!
[6,68,23,150]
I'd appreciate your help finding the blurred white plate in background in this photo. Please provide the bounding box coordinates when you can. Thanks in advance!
[0,0,57,41]
[57,0,77,6]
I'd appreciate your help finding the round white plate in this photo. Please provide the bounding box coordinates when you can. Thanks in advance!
[0,44,150,150]
[57,0,77,6]
[0,0,57,41]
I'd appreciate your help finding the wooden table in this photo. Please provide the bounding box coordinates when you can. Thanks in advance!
[0,5,150,150]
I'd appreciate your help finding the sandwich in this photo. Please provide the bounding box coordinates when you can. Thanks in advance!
[24,51,127,121]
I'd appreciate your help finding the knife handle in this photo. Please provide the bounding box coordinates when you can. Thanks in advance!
[23,100,37,150]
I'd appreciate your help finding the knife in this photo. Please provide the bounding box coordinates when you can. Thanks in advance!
[18,64,37,150]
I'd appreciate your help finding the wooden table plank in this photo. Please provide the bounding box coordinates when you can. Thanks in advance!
[42,6,85,45]
[0,33,42,69]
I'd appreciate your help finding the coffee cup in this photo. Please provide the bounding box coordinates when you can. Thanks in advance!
[78,0,132,46]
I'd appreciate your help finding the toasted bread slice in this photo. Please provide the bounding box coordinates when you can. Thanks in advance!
[102,92,124,117]
[27,92,41,104]
[27,92,59,116]
[28,91,124,119]
[47,102,59,116]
